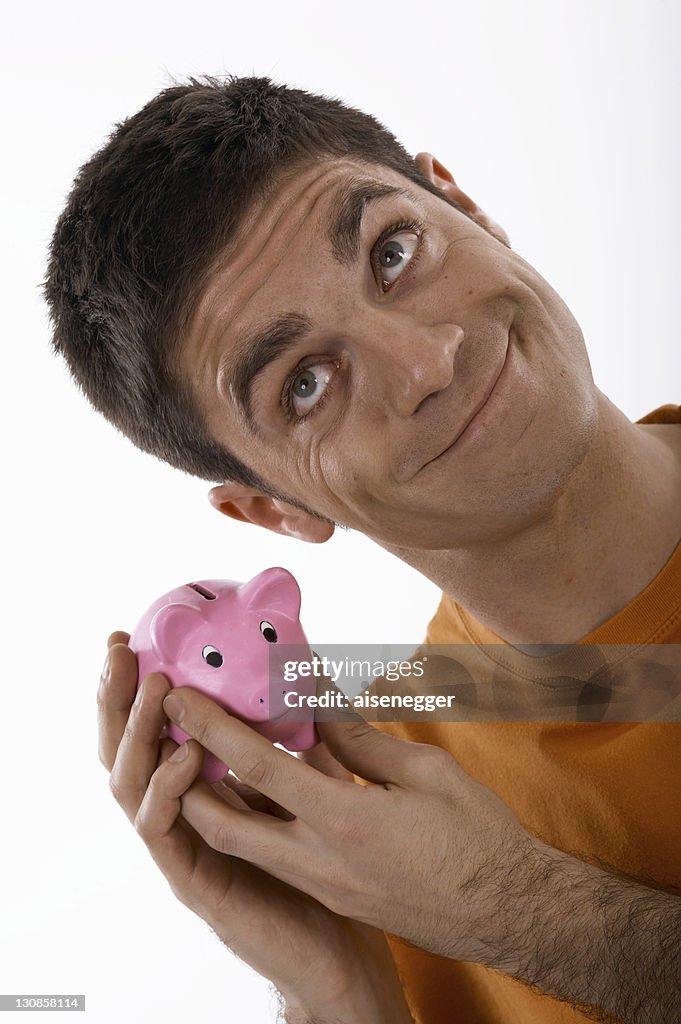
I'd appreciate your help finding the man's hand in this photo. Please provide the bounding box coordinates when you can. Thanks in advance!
[158,681,681,1024]
[156,677,535,963]
[98,633,414,1024]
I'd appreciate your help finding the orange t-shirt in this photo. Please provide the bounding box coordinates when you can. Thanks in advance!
[369,404,681,1024]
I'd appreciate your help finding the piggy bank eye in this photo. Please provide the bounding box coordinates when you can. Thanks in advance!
[202,644,223,668]
[259,620,278,643]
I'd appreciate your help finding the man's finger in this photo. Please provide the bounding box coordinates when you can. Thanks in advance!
[132,738,224,908]
[109,672,172,821]
[107,630,131,648]
[214,774,296,820]
[134,738,204,845]
[97,641,140,771]
[297,740,354,781]
[179,779,297,867]
[163,687,347,821]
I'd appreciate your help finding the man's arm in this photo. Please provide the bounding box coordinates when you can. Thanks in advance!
[486,840,681,1024]
[277,828,681,1024]
[100,636,415,1024]
[162,684,681,1024]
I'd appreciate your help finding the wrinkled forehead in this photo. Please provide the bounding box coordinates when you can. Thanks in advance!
[183,156,419,349]
[208,153,413,270]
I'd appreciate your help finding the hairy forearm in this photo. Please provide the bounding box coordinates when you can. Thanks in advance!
[485,840,681,1023]
[279,991,415,1024]
[277,977,415,1024]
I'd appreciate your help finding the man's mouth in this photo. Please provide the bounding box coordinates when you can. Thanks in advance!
[422,330,511,469]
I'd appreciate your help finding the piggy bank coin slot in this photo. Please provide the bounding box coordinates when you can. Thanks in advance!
[186,583,216,600]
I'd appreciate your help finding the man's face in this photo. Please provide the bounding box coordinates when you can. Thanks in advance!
[181,156,598,551]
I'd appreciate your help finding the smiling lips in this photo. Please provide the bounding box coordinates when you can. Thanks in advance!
[424,332,510,468]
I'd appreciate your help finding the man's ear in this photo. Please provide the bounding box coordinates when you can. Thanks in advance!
[207,482,335,544]
[414,152,510,248]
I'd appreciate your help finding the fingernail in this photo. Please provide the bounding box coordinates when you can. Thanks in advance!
[169,742,189,762]
[100,653,111,684]
[163,693,184,723]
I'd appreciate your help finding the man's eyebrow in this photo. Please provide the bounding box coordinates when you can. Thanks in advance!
[327,179,417,265]
[221,312,314,433]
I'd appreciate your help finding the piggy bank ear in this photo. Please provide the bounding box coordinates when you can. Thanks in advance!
[150,603,206,664]
[239,567,301,619]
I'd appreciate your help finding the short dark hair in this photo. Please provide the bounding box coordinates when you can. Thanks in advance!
[43,75,465,515]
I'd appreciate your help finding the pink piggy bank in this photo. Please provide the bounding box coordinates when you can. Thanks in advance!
[128,567,319,783]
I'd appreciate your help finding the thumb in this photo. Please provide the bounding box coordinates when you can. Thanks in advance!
[315,711,412,786]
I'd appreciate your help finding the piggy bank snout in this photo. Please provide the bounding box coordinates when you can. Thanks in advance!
[212,666,300,722]
[200,642,282,721]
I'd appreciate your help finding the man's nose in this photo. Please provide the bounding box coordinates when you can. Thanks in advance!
[356,320,464,418]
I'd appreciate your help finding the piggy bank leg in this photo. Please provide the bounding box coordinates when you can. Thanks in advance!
[202,751,230,784]
[281,720,320,753]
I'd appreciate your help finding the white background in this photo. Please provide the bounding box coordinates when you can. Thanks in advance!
[1,0,679,1021]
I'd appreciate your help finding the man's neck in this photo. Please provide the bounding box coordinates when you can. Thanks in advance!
[392,395,681,646]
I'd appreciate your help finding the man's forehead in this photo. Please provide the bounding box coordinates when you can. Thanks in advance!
[192,159,419,317]
[182,157,424,385]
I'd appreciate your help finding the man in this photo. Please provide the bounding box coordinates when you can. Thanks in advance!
[44,76,681,1023]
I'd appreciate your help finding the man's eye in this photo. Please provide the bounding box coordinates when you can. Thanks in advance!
[374,229,420,290]
[284,362,336,419]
